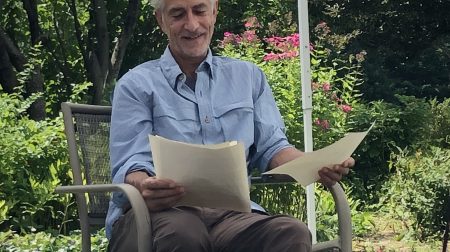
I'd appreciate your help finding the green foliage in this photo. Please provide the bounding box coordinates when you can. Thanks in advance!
[251,183,374,242]
[0,88,74,233]
[380,147,450,241]
[349,96,450,205]
[0,229,108,251]
[217,18,364,150]
[0,69,90,233]
[309,0,450,101]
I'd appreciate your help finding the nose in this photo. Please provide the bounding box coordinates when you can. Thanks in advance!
[184,11,199,32]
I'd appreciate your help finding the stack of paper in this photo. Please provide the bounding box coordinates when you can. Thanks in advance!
[149,135,251,212]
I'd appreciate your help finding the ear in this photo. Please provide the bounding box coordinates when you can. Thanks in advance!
[155,10,167,34]
[212,0,219,24]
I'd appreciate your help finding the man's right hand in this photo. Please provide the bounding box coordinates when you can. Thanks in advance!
[125,171,185,212]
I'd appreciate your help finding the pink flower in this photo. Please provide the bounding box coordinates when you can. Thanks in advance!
[221,32,236,46]
[321,119,330,129]
[341,105,352,113]
[263,52,279,61]
[244,17,260,28]
[331,93,342,102]
[356,50,367,62]
[322,82,331,92]
[243,30,258,43]
[314,119,330,130]
[311,82,320,90]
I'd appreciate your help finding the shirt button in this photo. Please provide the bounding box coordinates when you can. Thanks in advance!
[204,116,210,123]
[178,75,185,81]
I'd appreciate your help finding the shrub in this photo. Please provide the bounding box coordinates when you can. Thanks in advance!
[0,229,108,251]
[380,147,450,241]
[349,96,450,205]
[217,18,364,149]
[0,89,74,233]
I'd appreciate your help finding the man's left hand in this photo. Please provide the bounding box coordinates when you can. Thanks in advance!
[318,157,355,188]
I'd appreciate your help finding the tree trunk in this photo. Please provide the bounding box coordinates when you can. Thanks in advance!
[0,32,19,93]
[89,0,109,105]
[106,0,140,89]
[68,0,140,105]
[22,0,46,120]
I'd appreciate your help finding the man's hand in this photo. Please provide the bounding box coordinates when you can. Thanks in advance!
[318,157,355,188]
[125,171,185,212]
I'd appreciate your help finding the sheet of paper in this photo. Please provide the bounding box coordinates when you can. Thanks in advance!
[263,124,374,186]
[149,135,251,212]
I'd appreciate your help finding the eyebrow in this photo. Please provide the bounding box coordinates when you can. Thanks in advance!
[167,3,209,15]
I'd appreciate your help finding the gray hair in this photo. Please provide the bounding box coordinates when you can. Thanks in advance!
[150,0,217,11]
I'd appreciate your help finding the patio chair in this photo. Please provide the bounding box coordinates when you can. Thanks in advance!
[56,102,352,252]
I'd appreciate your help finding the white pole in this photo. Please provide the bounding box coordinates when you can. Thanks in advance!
[298,0,317,244]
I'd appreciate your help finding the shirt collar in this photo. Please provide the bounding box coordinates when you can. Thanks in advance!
[160,46,214,89]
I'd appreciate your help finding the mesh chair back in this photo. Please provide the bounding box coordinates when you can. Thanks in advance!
[74,113,112,219]
[62,103,113,225]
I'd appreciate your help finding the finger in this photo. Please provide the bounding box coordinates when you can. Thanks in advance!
[318,170,336,188]
[141,177,181,190]
[331,165,350,175]
[146,193,185,211]
[142,187,185,199]
[320,167,342,182]
[342,157,355,168]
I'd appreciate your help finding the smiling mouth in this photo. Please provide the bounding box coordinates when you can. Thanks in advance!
[183,34,203,40]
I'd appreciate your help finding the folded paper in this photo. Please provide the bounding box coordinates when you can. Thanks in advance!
[263,123,374,186]
[149,135,251,212]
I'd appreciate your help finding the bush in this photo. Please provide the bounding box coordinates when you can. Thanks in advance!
[349,96,450,205]
[0,88,76,234]
[217,18,364,149]
[0,229,108,251]
[380,147,450,241]
[251,183,374,241]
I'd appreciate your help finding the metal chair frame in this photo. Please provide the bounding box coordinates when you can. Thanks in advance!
[56,102,352,252]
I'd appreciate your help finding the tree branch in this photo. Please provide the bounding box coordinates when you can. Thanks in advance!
[0,37,19,93]
[106,0,140,85]
[22,0,41,45]
[21,0,46,120]
[0,27,26,71]
[92,0,109,72]
[67,0,88,68]
[89,0,109,104]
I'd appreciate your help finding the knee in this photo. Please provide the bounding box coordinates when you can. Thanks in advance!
[154,226,212,252]
[270,217,312,246]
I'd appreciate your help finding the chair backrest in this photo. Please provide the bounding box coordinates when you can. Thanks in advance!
[61,102,112,226]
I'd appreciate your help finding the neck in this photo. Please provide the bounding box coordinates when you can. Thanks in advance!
[169,47,208,78]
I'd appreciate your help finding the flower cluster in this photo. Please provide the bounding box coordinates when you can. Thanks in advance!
[315,118,330,130]
[219,17,360,136]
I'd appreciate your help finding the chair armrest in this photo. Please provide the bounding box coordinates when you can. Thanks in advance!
[251,176,352,252]
[55,184,151,252]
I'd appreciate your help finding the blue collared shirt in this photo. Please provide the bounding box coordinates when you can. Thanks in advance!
[106,47,291,238]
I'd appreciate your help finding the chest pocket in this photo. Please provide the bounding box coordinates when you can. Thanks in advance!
[213,101,254,148]
[153,104,200,141]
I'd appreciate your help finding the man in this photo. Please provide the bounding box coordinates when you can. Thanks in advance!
[107,0,354,251]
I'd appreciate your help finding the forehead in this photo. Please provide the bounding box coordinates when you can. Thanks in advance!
[162,0,211,11]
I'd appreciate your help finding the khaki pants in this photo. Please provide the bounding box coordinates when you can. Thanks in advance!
[108,206,312,252]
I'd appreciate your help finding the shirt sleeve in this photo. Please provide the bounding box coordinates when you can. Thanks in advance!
[249,66,292,172]
[109,72,155,206]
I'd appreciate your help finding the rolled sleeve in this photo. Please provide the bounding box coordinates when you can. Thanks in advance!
[250,67,292,172]
[109,74,155,206]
